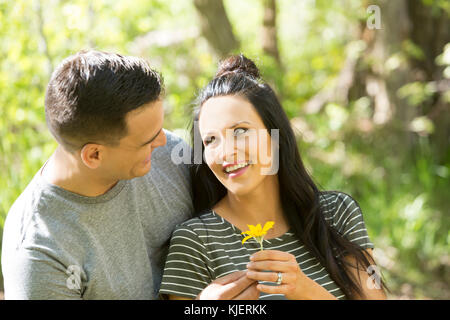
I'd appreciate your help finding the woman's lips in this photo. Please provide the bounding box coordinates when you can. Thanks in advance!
[225,164,250,178]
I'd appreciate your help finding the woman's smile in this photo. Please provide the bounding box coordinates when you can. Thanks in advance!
[199,95,275,196]
[223,161,251,178]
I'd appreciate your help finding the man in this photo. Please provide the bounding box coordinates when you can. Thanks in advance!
[1,50,194,299]
[1,49,258,300]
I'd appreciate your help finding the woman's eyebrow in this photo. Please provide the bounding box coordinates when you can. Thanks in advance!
[227,120,251,129]
[202,121,252,138]
[141,128,162,146]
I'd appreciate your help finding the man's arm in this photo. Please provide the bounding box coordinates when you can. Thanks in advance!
[3,248,83,300]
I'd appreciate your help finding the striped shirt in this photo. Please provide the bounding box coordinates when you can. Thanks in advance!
[159,191,374,300]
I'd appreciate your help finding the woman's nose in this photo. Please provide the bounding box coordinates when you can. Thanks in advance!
[219,134,240,164]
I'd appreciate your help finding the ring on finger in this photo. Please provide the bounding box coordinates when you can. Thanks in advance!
[276,272,283,285]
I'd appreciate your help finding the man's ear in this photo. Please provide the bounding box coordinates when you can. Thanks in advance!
[80,143,104,169]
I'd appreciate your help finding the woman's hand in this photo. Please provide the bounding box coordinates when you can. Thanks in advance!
[246,250,336,300]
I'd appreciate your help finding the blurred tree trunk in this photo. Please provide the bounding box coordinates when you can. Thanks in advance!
[261,0,281,67]
[307,0,449,162]
[405,0,450,162]
[361,0,450,162]
[193,0,239,57]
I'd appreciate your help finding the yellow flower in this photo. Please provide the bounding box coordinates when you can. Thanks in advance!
[241,221,275,250]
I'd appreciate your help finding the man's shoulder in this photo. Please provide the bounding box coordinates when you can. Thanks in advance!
[155,129,190,156]
[165,129,190,147]
[145,129,192,180]
[2,171,69,256]
[5,172,45,219]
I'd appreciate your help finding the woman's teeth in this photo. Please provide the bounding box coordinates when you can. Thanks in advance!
[225,162,249,173]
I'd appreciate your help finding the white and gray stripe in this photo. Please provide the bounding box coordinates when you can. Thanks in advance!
[160,191,374,300]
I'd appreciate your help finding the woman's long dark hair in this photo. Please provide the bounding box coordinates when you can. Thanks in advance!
[190,54,387,299]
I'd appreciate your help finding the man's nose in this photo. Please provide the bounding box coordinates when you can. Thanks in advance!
[153,129,167,148]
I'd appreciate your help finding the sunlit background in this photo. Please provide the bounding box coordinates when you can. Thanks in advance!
[0,0,449,299]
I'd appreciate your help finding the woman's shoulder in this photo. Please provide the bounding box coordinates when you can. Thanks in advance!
[177,210,220,227]
[318,191,365,228]
[318,190,360,208]
[172,210,225,238]
[319,190,374,249]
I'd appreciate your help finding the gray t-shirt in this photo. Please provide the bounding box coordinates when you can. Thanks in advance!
[1,130,194,299]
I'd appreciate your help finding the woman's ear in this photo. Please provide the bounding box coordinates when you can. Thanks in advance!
[80,143,104,169]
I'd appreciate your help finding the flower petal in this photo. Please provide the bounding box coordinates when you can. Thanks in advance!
[262,221,275,233]
[251,224,263,236]
[241,235,254,244]
[248,224,258,235]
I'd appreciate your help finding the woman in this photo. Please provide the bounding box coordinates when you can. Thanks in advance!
[159,54,388,300]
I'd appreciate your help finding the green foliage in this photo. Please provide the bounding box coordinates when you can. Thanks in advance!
[0,0,448,299]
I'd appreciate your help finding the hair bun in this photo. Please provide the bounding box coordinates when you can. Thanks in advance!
[215,54,260,79]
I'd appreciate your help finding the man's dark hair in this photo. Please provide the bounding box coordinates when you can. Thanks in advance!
[45,49,164,152]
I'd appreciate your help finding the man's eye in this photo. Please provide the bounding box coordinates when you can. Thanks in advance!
[204,136,215,145]
[233,127,248,136]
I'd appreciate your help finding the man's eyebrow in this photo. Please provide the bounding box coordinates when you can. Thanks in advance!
[141,128,162,146]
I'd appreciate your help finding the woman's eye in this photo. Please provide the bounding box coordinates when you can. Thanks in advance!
[204,136,215,145]
[233,127,248,136]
